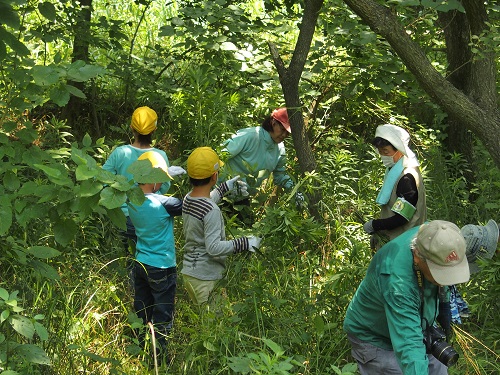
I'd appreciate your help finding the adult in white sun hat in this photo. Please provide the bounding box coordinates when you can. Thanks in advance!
[363,124,427,250]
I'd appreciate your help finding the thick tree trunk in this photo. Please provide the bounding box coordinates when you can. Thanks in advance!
[343,0,500,169]
[437,10,475,185]
[269,0,324,220]
[63,0,93,131]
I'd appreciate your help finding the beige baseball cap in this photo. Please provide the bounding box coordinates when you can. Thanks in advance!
[416,220,470,286]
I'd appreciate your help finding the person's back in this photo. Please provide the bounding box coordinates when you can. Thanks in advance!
[126,151,182,367]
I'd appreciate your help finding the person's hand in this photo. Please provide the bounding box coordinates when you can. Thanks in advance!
[226,176,249,199]
[247,236,262,252]
[167,166,186,177]
[295,192,305,208]
[363,219,375,234]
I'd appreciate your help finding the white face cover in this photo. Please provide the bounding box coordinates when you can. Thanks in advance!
[380,155,396,168]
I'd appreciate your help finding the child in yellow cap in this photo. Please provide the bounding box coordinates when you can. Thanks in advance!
[181,147,260,308]
[127,151,183,367]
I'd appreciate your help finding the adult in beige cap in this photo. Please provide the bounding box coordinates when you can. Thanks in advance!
[103,106,185,251]
[344,220,469,375]
[363,124,427,250]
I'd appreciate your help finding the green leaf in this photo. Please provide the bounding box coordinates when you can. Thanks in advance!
[1,309,11,324]
[82,133,92,147]
[10,315,35,339]
[127,186,146,206]
[159,25,175,36]
[106,207,126,230]
[0,205,12,235]
[65,84,86,99]
[3,170,20,191]
[203,340,216,352]
[33,164,62,178]
[76,164,98,180]
[25,246,61,259]
[29,259,60,280]
[314,315,325,335]
[15,344,51,365]
[0,3,20,28]
[78,179,104,197]
[126,159,171,184]
[99,187,127,209]
[53,218,78,246]
[67,61,105,82]
[0,288,9,301]
[0,27,29,56]
[263,338,284,356]
[50,85,71,106]
[38,2,57,21]
[31,65,61,86]
[34,321,49,341]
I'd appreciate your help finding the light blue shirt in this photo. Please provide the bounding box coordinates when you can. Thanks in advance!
[221,127,293,194]
[102,145,170,215]
[128,193,181,268]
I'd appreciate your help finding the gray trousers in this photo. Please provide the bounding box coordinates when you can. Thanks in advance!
[347,334,448,375]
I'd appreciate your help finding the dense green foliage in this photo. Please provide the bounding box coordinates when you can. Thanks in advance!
[0,0,499,374]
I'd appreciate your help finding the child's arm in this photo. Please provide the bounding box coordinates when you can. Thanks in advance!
[159,196,183,217]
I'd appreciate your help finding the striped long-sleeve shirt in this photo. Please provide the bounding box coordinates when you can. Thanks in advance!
[181,193,250,281]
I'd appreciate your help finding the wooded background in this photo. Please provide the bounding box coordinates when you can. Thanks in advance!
[0,0,499,374]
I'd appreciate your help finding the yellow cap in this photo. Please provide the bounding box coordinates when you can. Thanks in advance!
[187,147,224,179]
[131,106,158,135]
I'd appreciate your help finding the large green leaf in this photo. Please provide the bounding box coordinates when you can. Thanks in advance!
[76,164,98,180]
[10,315,35,339]
[126,159,171,184]
[0,204,12,235]
[28,259,60,280]
[38,2,57,21]
[31,65,61,86]
[99,187,127,209]
[67,60,105,82]
[0,2,19,28]
[3,170,20,191]
[0,27,29,56]
[15,344,51,365]
[53,218,78,246]
[49,84,71,106]
[106,207,126,230]
[78,179,104,197]
[25,246,61,259]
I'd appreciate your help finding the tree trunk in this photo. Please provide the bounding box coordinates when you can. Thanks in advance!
[63,0,93,131]
[436,10,475,186]
[268,0,324,221]
[343,0,500,169]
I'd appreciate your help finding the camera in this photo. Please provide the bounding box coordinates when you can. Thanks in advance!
[423,325,459,367]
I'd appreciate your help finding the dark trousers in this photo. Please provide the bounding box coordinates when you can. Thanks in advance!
[133,262,177,352]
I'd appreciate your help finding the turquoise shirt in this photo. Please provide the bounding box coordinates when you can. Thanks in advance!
[128,194,182,269]
[221,127,293,194]
[102,145,171,216]
[343,226,440,375]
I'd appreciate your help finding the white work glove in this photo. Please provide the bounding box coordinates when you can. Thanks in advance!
[167,166,186,177]
[247,236,262,252]
[363,219,375,234]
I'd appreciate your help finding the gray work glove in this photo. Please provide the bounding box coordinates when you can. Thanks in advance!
[167,166,186,177]
[363,219,375,234]
[295,192,305,208]
[247,236,262,252]
[211,175,249,203]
